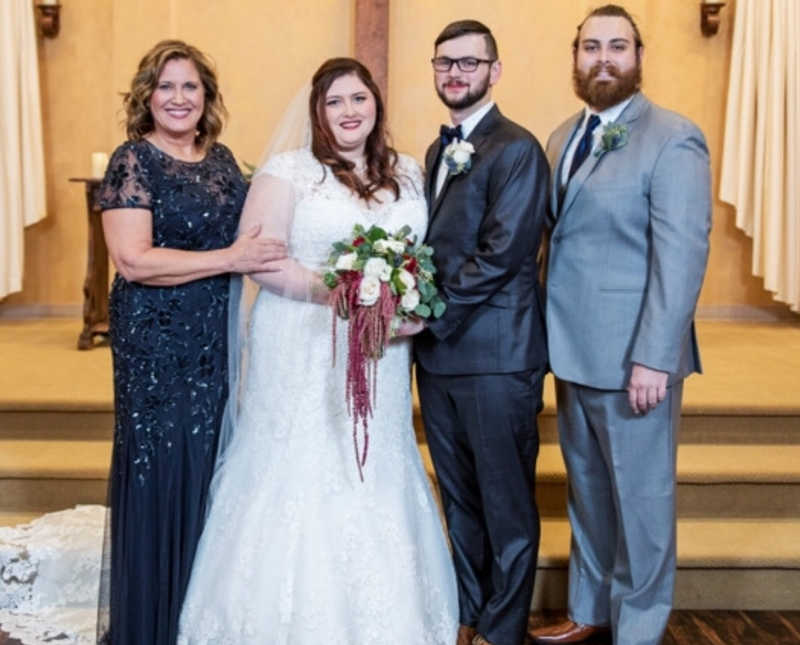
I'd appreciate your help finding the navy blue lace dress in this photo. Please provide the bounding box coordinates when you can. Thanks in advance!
[96,139,247,644]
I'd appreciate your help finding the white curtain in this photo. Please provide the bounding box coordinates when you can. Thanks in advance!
[0,0,47,300]
[720,0,800,313]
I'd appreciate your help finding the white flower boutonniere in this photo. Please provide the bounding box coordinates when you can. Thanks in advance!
[594,123,629,157]
[443,139,475,175]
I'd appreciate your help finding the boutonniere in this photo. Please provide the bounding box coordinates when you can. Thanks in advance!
[594,123,629,157]
[443,139,475,175]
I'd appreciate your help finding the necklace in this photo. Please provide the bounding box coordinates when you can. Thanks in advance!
[147,132,203,163]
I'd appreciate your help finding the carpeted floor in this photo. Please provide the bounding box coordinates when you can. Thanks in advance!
[1,317,799,414]
[3,611,800,644]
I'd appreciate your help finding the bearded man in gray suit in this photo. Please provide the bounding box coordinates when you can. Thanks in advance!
[529,6,711,645]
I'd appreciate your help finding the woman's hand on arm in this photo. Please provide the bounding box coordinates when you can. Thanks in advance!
[227,223,287,274]
[102,208,286,286]
[239,173,328,303]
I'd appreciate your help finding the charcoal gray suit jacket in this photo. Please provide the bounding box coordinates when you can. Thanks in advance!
[414,105,549,375]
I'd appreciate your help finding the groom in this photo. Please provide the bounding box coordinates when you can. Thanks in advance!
[414,20,550,645]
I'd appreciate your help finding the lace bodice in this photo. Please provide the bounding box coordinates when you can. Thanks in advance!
[259,148,427,266]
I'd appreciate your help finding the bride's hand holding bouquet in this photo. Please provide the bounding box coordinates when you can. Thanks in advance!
[323,223,445,479]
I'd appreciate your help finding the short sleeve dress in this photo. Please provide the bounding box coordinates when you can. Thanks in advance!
[96,139,247,645]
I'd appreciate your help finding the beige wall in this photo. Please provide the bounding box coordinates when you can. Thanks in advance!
[3,0,782,315]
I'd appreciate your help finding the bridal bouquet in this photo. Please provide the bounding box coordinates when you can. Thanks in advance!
[324,224,445,480]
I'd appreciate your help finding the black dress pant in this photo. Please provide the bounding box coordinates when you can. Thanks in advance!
[417,366,544,645]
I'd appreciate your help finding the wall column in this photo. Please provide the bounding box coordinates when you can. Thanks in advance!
[354,0,389,102]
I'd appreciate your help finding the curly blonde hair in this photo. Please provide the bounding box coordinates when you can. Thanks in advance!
[123,40,227,151]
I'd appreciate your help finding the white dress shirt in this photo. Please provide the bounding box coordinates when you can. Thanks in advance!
[559,95,634,188]
[435,100,496,197]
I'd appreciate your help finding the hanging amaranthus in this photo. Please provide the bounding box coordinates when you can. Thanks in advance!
[324,224,446,481]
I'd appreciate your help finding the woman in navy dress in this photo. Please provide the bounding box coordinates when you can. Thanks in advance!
[97,40,284,644]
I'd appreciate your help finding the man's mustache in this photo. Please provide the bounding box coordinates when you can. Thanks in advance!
[589,63,621,80]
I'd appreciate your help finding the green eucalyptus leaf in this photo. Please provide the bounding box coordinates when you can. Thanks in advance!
[367,226,387,241]
[414,303,432,318]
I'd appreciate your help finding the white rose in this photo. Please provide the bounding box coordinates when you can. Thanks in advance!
[358,275,381,306]
[335,252,357,271]
[363,257,389,280]
[375,239,406,254]
[451,147,472,165]
[397,268,416,291]
[400,288,420,311]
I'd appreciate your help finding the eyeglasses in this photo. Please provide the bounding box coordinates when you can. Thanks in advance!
[431,57,496,73]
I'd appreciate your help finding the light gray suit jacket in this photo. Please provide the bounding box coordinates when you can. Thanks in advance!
[545,92,711,390]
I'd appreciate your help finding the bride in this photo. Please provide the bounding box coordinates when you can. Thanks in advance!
[178,58,458,643]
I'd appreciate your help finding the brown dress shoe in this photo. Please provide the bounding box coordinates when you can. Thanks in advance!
[528,619,610,644]
[457,625,477,645]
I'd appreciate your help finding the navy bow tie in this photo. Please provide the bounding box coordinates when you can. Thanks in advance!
[440,124,463,146]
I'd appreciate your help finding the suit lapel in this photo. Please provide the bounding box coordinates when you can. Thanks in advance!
[550,112,583,221]
[429,105,501,222]
[559,92,649,219]
[425,140,442,214]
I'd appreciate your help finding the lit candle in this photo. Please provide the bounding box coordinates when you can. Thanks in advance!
[39,0,58,5]
[91,152,109,179]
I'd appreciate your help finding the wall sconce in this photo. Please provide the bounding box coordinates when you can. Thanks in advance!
[35,1,61,38]
[700,2,726,37]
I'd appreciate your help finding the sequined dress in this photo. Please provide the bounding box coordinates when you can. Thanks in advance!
[97,140,247,644]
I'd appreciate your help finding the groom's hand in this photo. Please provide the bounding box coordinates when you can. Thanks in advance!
[627,363,669,415]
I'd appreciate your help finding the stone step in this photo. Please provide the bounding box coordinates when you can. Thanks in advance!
[533,519,800,610]
[415,411,800,446]
[4,439,798,519]
[0,440,110,515]
[0,512,41,528]
[0,479,107,515]
[412,375,800,446]
[535,444,800,518]
[420,444,800,518]
[534,414,800,445]
[0,439,111,479]
[0,410,113,441]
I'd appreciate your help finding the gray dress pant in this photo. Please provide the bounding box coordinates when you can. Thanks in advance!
[556,378,683,645]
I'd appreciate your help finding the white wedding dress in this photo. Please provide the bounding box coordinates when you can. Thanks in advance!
[178,149,458,644]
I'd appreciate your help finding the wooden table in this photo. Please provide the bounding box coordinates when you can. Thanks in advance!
[69,178,109,349]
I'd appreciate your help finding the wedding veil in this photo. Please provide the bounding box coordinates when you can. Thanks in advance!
[214,83,313,477]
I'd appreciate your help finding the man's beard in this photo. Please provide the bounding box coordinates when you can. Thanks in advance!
[436,73,491,110]
[573,60,641,111]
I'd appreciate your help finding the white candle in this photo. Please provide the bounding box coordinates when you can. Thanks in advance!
[39,0,58,6]
[91,152,109,179]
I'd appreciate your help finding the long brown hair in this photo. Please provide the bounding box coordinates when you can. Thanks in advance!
[123,40,227,152]
[310,58,399,202]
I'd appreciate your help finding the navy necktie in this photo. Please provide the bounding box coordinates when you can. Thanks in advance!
[440,124,463,146]
[568,114,601,180]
